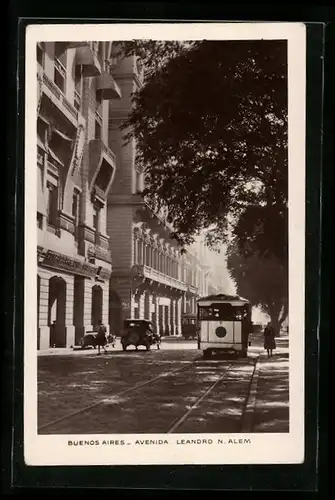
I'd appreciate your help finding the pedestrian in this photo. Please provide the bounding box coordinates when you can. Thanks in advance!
[264,321,276,357]
[107,330,116,348]
[96,319,108,355]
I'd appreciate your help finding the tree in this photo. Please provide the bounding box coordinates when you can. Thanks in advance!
[119,39,288,264]
[227,243,288,335]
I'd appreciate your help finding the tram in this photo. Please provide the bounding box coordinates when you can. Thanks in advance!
[197,293,253,359]
[181,313,199,339]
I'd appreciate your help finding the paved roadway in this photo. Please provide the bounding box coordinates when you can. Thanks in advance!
[38,337,289,435]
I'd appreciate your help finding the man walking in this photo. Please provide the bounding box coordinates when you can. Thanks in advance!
[96,319,108,355]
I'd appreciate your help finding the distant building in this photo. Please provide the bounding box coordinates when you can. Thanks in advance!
[188,237,234,296]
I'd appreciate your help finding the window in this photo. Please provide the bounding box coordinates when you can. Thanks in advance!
[47,183,58,227]
[95,160,110,191]
[72,191,80,228]
[93,206,100,231]
[74,66,82,112]
[54,43,67,93]
[95,119,102,140]
[93,205,101,245]
[37,213,43,229]
[37,147,44,166]
[37,43,44,68]
[37,117,48,145]
[96,89,103,109]
[98,42,104,66]
[95,90,103,139]
[197,304,249,321]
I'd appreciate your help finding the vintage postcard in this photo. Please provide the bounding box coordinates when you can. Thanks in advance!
[25,22,306,466]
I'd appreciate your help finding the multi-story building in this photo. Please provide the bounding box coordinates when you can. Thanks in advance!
[106,53,208,336]
[180,250,209,314]
[188,237,234,296]
[36,41,121,349]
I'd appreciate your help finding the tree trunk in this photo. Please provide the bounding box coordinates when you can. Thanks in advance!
[270,316,281,337]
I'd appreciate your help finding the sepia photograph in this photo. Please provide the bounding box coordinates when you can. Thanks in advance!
[25,22,306,466]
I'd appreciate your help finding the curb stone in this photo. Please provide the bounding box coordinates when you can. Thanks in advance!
[241,351,261,432]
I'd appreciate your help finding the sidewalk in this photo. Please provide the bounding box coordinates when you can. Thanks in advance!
[247,336,289,432]
[37,337,197,356]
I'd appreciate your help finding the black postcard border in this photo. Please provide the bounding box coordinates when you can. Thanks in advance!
[5,7,331,493]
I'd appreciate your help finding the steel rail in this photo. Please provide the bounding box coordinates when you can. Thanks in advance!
[38,360,200,432]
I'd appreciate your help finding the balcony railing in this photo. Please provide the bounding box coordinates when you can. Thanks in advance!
[54,57,66,93]
[187,284,198,295]
[40,72,79,124]
[54,58,66,78]
[74,89,81,111]
[131,264,188,292]
[95,108,103,126]
[93,185,106,200]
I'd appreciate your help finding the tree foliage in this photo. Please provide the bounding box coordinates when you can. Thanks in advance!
[227,243,288,334]
[118,39,288,263]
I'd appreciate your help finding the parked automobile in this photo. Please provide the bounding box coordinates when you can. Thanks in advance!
[80,331,116,349]
[121,319,161,351]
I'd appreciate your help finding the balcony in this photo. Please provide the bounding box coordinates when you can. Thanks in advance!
[131,264,188,293]
[75,42,101,77]
[38,70,79,127]
[186,284,199,295]
[89,139,116,199]
[95,71,122,100]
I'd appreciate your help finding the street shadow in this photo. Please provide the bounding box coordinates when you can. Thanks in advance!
[252,358,289,433]
[263,352,289,360]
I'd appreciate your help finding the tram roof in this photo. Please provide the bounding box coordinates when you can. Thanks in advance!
[197,293,250,304]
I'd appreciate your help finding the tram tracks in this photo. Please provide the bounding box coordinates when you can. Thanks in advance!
[167,364,234,433]
[38,359,201,432]
[39,354,260,434]
[166,355,260,433]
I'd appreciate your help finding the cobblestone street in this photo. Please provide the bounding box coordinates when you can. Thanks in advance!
[38,336,289,435]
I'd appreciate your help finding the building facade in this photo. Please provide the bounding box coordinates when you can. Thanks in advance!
[35,42,230,348]
[36,41,121,349]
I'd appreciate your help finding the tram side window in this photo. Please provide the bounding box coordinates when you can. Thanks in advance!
[198,304,249,321]
[198,307,220,320]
